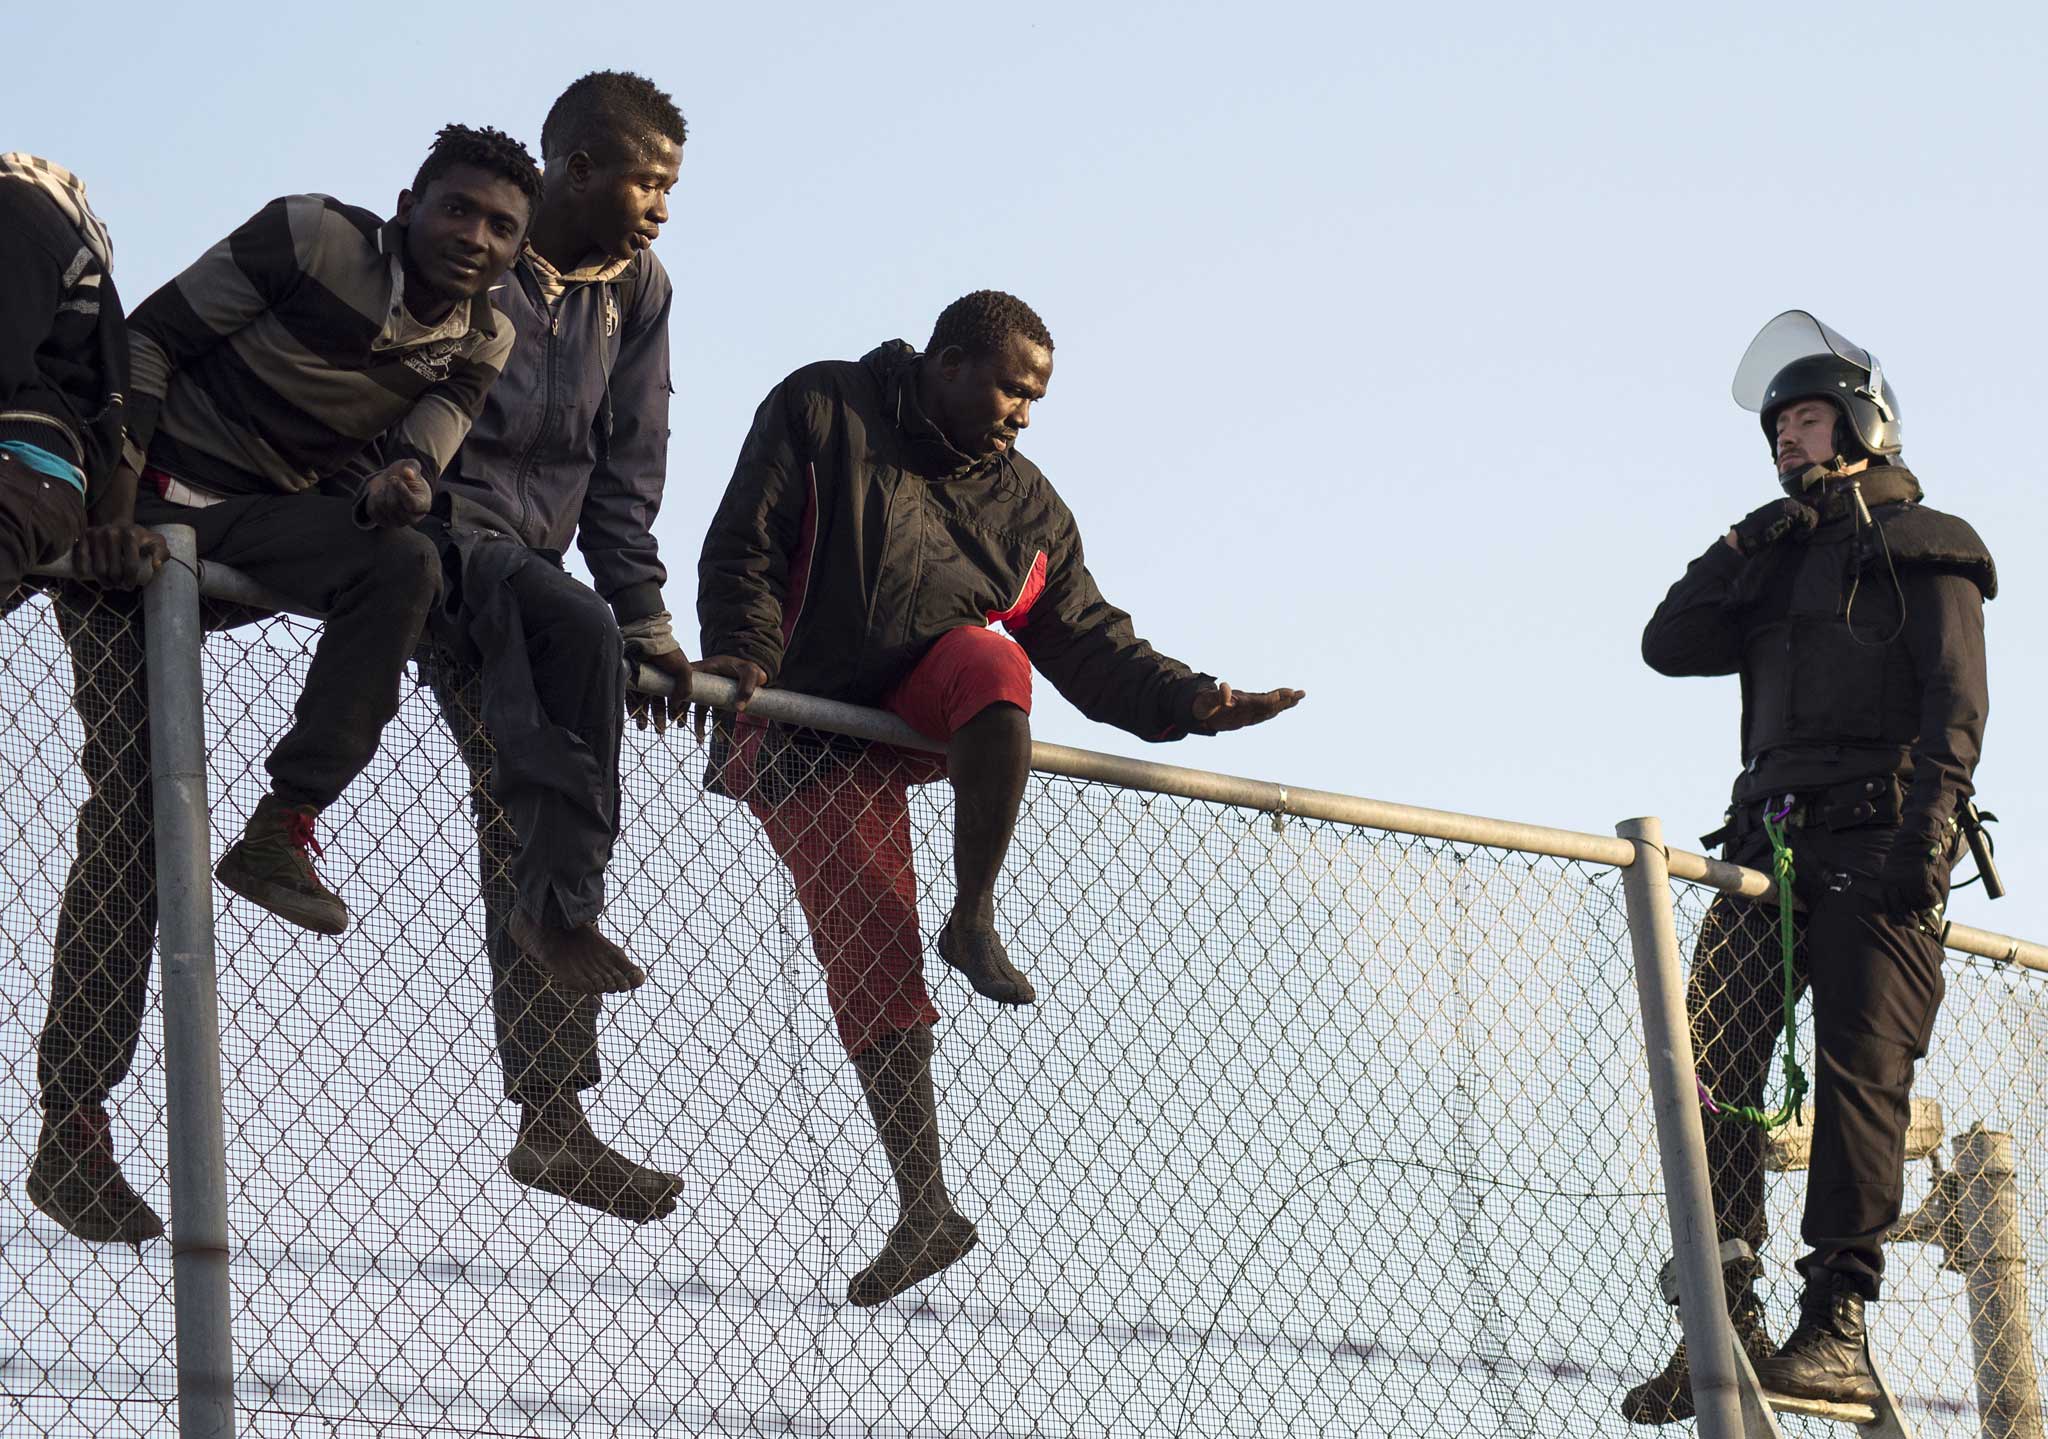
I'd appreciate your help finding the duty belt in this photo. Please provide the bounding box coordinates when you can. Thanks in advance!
[1701,774,1903,851]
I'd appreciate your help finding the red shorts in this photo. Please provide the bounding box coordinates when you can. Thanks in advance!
[747,626,1033,1057]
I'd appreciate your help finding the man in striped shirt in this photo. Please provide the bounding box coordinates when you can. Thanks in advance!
[31,128,537,1248]
[93,126,536,935]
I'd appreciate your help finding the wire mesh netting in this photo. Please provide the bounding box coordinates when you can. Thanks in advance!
[1672,875,2048,1438]
[0,588,2040,1437]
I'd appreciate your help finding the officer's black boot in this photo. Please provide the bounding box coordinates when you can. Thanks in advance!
[1621,1256,1775,1425]
[1753,1274,1880,1406]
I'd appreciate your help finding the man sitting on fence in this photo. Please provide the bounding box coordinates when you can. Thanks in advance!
[396,71,690,1223]
[1629,311,1992,1419]
[30,127,534,1244]
[695,290,1304,1305]
[0,156,151,1244]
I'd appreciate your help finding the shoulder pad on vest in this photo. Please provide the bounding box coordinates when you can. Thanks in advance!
[1871,503,1997,600]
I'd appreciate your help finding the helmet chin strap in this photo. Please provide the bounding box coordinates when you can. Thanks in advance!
[1779,454,1869,498]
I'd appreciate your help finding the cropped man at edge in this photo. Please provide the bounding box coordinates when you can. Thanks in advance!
[697,290,1304,1305]
[30,127,534,1245]
[391,71,691,1223]
[0,154,127,590]
[0,153,151,1244]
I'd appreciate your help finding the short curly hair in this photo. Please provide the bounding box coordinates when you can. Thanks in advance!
[928,290,1053,361]
[541,70,688,166]
[411,124,543,208]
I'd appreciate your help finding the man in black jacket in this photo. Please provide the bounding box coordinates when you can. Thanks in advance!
[1627,312,1992,1420]
[0,154,126,590]
[697,290,1303,1306]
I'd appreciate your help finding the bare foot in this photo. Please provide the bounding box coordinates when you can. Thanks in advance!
[506,1112,681,1224]
[505,911,645,993]
[937,918,1036,1005]
[846,1209,980,1306]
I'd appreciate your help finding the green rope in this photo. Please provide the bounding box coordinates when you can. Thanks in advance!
[1698,809,1810,1131]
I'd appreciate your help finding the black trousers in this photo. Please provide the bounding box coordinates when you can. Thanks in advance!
[417,542,624,1103]
[1691,820,1948,1299]
[37,534,624,1111]
[38,584,155,1112]
[135,490,439,809]
[39,490,437,1111]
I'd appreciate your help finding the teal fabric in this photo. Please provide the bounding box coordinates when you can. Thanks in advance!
[0,440,87,494]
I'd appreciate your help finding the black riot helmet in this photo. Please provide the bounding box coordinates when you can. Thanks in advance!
[1732,310,1902,474]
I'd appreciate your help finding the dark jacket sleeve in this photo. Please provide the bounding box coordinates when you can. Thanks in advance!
[579,257,672,624]
[697,377,814,679]
[382,315,512,484]
[124,195,313,455]
[0,194,71,445]
[1894,568,1988,843]
[1642,539,1747,676]
[0,183,126,481]
[1011,522,1214,742]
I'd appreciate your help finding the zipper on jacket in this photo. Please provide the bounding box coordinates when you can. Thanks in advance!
[506,266,557,539]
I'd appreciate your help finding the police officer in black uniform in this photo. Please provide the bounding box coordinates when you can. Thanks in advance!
[1625,311,1994,1422]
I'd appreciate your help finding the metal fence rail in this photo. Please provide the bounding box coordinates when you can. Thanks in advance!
[0,552,2041,1437]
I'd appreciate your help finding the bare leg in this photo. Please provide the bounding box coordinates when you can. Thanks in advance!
[845,1024,979,1305]
[506,1090,682,1224]
[936,703,1035,1004]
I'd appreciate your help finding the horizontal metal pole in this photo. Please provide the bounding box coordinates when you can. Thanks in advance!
[669,669,1639,867]
[654,668,2048,978]
[33,554,2044,979]
[33,542,317,620]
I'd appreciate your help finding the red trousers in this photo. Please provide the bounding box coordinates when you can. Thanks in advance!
[746,626,1033,1057]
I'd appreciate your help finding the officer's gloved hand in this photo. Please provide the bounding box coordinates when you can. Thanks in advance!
[1877,827,1952,920]
[1729,498,1819,556]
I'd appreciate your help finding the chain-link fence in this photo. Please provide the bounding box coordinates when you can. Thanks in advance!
[0,564,2042,1438]
[1671,871,2048,1438]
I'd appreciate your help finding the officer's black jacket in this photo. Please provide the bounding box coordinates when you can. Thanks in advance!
[1642,467,1993,848]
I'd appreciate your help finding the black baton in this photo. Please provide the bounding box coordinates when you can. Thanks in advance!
[1963,801,2005,901]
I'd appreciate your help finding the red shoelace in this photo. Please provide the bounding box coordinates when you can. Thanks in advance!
[283,809,325,859]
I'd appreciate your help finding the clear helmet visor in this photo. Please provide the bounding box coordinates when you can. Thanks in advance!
[1731,310,1875,412]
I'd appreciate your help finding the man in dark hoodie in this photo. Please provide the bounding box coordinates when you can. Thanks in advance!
[697,290,1304,1305]
[403,70,689,1223]
[30,127,536,1244]
[1627,312,1993,1421]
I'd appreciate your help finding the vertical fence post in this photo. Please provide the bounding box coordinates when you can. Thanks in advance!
[143,525,237,1439]
[1618,815,1746,1439]
[1949,1127,2046,1439]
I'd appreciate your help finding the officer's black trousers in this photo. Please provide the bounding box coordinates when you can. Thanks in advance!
[1689,821,1946,1300]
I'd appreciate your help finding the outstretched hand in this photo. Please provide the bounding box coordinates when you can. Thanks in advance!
[690,654,768,742]
[361,461,432,528]
[1190,683,1305,733]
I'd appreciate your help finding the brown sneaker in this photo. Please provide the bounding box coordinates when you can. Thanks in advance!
[27,1105,165,1247]
[505,1114,681,1224]
[505,910,645,993]
[215,795,348,935]
[937,920,1036,1006]
[846,1210,980,1307]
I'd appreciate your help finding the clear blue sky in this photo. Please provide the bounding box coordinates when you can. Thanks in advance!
[12,0,2047,940]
